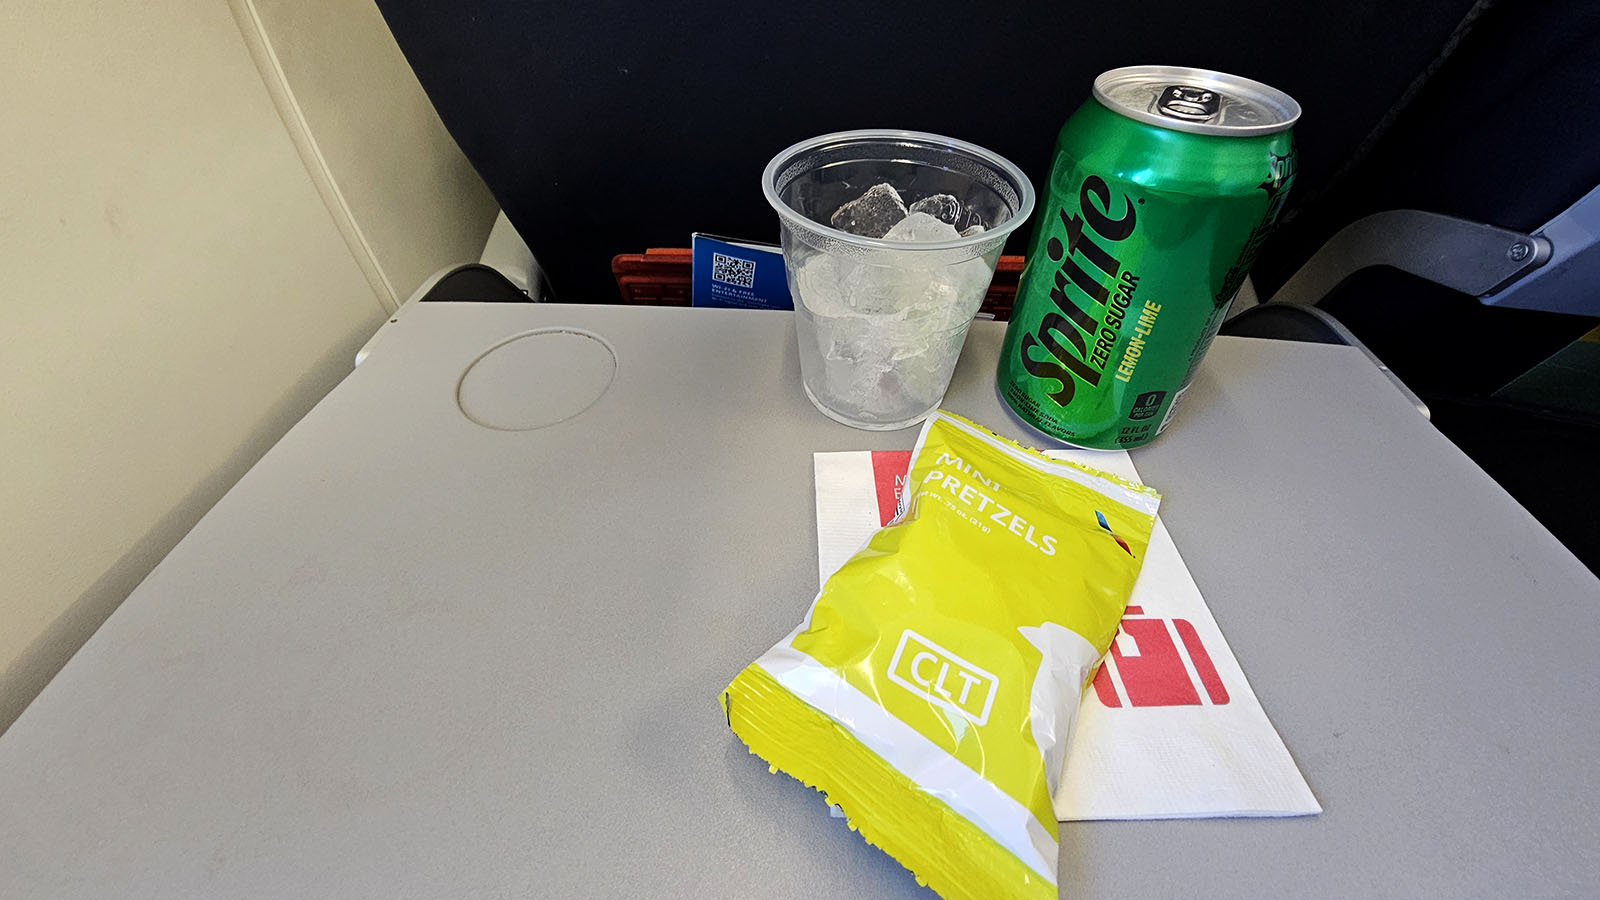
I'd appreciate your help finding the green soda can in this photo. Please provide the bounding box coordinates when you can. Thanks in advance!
[998,66,1300,448]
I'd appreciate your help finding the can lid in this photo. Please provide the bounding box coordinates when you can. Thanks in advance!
[1093,66,1300,136]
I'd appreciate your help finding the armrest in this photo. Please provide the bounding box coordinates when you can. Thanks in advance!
[479,211,541,299]
[356,212,543,368]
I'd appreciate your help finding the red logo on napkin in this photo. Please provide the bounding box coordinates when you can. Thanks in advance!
[1092,606,1230,707]
[870,451,913,525]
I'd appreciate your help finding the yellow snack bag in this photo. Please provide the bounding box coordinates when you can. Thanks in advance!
[721,411,1159,899]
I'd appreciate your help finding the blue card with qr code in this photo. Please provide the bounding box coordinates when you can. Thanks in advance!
[691,233,793,310]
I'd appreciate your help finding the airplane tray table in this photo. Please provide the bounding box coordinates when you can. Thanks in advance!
[3,303,1597,899]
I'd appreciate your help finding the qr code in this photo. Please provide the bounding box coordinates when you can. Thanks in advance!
[711,252,756,288]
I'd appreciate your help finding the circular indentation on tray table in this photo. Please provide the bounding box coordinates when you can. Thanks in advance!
[457,328,618,430]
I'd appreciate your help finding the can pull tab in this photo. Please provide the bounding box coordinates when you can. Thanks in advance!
[1157,85,1220,121]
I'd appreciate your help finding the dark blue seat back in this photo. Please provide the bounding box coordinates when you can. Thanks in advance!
[374,0,1477,303]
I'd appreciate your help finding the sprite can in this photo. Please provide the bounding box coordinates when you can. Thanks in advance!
[998,66,1300,448]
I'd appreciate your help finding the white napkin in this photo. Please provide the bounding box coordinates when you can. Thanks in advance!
[814,449,1320,821]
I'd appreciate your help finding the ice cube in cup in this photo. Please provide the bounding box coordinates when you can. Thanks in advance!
[830,183,907,238]
[907,194,962,226]
[883,211,961,242]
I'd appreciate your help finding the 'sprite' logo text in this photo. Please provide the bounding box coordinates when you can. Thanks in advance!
[1019,174,1141,406]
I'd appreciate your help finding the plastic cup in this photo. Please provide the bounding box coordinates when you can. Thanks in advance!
[762,129,1034,430]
